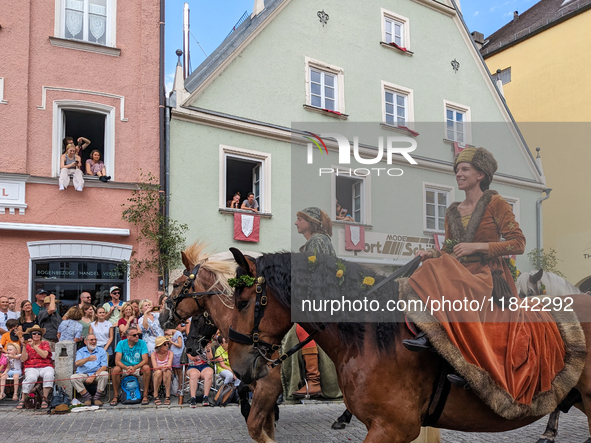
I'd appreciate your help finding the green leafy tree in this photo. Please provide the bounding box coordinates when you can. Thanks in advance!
[527,248,565,278]
[121,172,188,285]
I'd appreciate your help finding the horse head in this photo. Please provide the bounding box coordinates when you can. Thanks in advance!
[185,312,218,357]
[228,247,292,384]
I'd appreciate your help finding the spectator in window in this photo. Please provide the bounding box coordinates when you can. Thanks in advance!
[335,200,355,222]
[103,286,124,326]
[8,297,19,317]
[59,143,84,191]
[37,294,62,352]
[70,334,108,406]
[0,296,19,335]
[0,319,20,351]
[17,325,55,409]
[17,301,38,335]
[85,149,110,183]
[111,326,150,406]
[79,303,96,340]
[138,299,164,355]
[63,136,90,157]
[241,192,259,213]
[89,307,114,356]
[32,289,47,316]
[117,303,138,340]
[57,306,83,343]
[187,342,214,407]
[227,192,241,209]
[151,336,173,405]
[0,342,22,401]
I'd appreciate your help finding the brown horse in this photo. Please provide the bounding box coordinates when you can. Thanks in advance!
[227,249,591,443]
[158,243,282,443]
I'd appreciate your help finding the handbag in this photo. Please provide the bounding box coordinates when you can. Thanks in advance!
[51,385,71,409]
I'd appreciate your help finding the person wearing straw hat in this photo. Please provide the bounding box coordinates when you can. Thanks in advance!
[151,336,173,406]
[17,324,55,409]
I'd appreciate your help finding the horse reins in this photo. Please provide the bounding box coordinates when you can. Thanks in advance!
[228,276,320,368]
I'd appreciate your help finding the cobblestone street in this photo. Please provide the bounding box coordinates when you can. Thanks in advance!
[0,401,588,442]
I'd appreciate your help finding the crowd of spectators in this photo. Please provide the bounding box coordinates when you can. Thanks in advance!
[0,289,236,409]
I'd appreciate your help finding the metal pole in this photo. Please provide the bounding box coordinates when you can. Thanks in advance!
[536,188,552,254]
[183,3,190,79]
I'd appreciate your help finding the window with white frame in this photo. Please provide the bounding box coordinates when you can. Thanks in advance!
[220,146,271,213]
[382,81,413,128]
[444,101,471,144]
[336,176,365,224]
[305,57,345,114]
[59,0,116,46]
[381,9,410,49]
[501,195,520,223]
[310,68,338,111]
[424,184,452,233]
[53,101,115,179]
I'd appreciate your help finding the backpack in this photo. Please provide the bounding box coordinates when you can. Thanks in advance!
[120,376,142,404]
[51,385,71,410]
[211,383,237,407]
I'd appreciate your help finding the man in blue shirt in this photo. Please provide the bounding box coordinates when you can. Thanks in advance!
[70,334,108,405]
[111,326,150,405]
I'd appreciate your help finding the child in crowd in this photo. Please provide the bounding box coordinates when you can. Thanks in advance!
[57,306,84,343]
[165,328,185,394]
[0,342,22,401]
[0,319,20,351]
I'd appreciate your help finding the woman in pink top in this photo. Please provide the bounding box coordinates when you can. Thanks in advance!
[151,336,173,405]
[85,150,107,177]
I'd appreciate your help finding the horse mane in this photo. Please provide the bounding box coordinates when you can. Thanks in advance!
[240,252,403,352]
[515,270,582,296]
[183,241,235,297]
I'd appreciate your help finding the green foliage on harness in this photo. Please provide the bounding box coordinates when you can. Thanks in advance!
[527,248,565,278]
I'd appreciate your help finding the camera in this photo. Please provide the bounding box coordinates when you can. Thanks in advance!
[23,333,32,341]
[77,139,83,146]
[151,306,160,312]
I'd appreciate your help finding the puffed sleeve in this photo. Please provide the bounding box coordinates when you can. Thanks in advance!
[487,196,525,258]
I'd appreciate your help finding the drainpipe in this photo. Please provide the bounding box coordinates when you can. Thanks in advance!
[159,0,166,291]
[536,188,552,253]
[164,97,171,292]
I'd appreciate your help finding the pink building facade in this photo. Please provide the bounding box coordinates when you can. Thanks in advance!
[0,0,163,309]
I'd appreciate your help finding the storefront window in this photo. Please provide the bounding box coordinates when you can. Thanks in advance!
[33,260,126,313]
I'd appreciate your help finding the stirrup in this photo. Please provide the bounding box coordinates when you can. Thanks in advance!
[447,374,470,390]
[402,331,434,352]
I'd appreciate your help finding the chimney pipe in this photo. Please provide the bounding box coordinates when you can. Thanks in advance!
[471,31,485,50]
[513,11,519,21]
[183,3,190,79]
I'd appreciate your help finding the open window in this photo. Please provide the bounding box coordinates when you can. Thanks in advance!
[53,100,115,179]
[336,176,365,224]
[220,145,271,213]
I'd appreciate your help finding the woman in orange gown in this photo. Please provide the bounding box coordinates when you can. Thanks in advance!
[403,147,565,407]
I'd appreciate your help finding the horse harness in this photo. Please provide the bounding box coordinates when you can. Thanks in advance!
[228,276,320,368]
[166,263,221,326]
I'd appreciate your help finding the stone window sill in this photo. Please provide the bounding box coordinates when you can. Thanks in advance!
[219,208,272,219]
[49,37,121,57]
[380,42,413,56]
[303,104,349,120]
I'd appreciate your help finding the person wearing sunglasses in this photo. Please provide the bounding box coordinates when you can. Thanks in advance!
[111,326,150,406]
[151,336,173,406]
[17,325,55,409]
[103,286,124,326]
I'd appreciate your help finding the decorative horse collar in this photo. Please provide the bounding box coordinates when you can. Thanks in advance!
[228,275,320,368]
[166,263,223,322]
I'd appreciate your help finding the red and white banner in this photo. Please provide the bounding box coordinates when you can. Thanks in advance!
[234,213,260,242]
[432,234,446,251]
[345,225,365,250]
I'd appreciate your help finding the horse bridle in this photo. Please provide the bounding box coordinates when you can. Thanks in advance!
[228,275,319,368]
[166,263,223,324]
